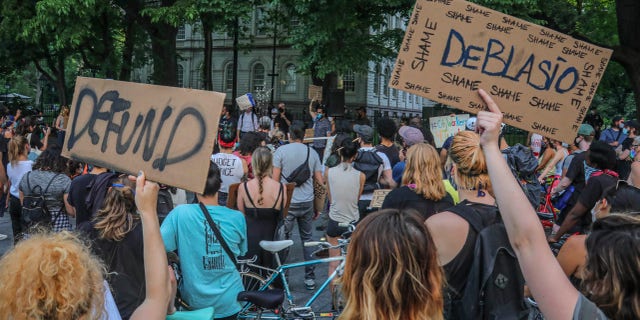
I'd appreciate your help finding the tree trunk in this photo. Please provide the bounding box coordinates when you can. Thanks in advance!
[615,0,640,117]
[202,16,213,91]
[148,23,178,86]
[119,12,137,81]
[55,55,67,106]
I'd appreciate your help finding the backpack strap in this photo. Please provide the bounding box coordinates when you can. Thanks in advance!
[43,173,60,195]
[447,202,499,233]
[199,202,239,271]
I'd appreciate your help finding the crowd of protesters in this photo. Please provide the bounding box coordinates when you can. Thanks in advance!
[0,95,639,320]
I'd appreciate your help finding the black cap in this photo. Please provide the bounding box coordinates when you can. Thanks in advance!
[626,120,640,130]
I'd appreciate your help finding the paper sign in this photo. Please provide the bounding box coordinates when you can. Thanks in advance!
[308,85,323,100]
[236,93,255,111]
[369,189,392,209]
[429,114,469,147]
[390,0,612,143]
[63,77,225,193]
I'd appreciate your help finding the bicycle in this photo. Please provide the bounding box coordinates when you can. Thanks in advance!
[236,234,351,319]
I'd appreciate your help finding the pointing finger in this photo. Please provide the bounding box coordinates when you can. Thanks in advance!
[478,89,502,115]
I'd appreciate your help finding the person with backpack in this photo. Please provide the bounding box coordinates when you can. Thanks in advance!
[6,135,32,243]
[426,130,530,319]
[375,118,400,168]
[236,106,258,139]
[272,123,323,290]
[478,89,636,320]
[352,124,396,218]
[19,144,72,233]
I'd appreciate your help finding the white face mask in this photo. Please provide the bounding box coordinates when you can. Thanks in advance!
[619,122,626,129]
[591,204,599,223]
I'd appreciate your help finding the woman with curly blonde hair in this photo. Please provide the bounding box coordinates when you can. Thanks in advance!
[340,209,444,320]
[382,143,454,220]
[0,231,108,319]
[79,175,146,319]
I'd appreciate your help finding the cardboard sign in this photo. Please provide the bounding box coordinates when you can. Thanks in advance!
[390,0,612,143]
[63,77,225,193]
[369,189,392,209]
[236,93,255,111]
[429,114,470,147]
[308,85,323,100]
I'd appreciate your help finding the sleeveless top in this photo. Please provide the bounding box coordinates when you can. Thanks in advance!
[211,153,244,193]
[242,181,284,220]
[328,164,361,223]
[242,182,284,267]
[555,149,569,176]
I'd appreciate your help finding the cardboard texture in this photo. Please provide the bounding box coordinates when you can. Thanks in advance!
[308,85,323,100]
[63,77,225,193]
[390,0,612,143]
[369,189,392,209]
[429,114,470,147]
[236,93,255,111]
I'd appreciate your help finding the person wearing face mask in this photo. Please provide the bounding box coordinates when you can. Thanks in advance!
[615,120,639,180]
[599,115,626,147]
[548,141,618,243]
[308,98,332,159]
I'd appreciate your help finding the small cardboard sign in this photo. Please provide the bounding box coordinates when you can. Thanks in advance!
[429,114,470,147]
[369,189,392,209]
[390,0,612,143]
[308,85,323,100]
[63,77,225,193]
[236,93,255,111]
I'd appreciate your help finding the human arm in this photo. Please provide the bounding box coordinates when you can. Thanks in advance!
[628,162,640,187]
[538,150,563,183]
[237,182,246,213]
[380,169,397,189]
[548,201,588,242]
[477,89,579,320]
[536,149,556,173]
[130,171,172,320]
[272,167,282,182]
[63,193,75,217]
[325,170,331,203]
[39,127,50,152]
[308,99,318,119]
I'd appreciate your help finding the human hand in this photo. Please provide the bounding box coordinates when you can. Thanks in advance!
[43,127,50,136]
[476,89,503,148]
[611,141,619,147]
[538,176,546,184]
[133,171,159,215]
[547,235,558,243]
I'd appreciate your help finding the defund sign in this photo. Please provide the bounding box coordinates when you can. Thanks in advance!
[63,77,225,193]
[391,0,612,143]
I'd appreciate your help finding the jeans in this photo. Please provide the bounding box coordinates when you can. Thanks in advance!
[284,201,315,280]
[9,195,23,244]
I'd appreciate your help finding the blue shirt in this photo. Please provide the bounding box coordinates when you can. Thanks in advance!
[161,204,247,317]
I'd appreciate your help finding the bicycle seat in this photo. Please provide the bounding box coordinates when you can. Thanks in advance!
[260,240,294,253]
[237,289,284,309]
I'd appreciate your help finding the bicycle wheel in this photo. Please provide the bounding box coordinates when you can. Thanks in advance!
[242,271,273,291]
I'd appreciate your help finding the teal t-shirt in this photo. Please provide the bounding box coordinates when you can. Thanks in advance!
[161,204,247,317]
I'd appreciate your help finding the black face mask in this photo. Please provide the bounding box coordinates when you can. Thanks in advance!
[278,108,284,113]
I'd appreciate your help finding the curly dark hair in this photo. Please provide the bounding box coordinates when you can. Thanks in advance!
[376,117,397,140]
[237,132,263,156]
[33,144,68,173]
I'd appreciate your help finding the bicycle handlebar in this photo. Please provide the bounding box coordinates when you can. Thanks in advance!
[304,241,329,247]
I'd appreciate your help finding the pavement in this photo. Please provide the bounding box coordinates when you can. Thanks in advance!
[0,190,335,315]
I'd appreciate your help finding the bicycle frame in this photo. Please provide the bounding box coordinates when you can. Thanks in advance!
[241,255,345,312]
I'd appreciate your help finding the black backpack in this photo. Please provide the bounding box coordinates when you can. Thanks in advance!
[22,172,60,228]
[446,203,530,320]
[502,144,542,209]
[285,146,311,187]
[353,149,383,193]
[156,186,175,224]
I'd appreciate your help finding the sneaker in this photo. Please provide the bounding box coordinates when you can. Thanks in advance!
[0,233,7,241]
[304,278,316,290]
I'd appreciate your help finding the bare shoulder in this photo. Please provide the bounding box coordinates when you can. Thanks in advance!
[425,211,469,233]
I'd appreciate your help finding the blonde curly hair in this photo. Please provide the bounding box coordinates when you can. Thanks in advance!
[0,231,106,319]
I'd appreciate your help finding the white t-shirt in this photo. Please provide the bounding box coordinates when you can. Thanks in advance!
[211,153,244,193]
[7,160,33,198]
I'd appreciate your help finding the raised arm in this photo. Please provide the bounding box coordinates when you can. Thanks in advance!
[476,89,578,320]
[130,171,172,320]
[308,99,318,119]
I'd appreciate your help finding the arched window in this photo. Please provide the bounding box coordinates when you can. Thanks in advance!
[177,65,184,87]
[383,66,390,96]
[224,63,234,91]
[251,63,266,92]
[373,65,380,95]
[343,70,355,92]
[283,64,297,93]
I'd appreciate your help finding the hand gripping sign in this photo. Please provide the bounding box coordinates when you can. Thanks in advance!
[391,0,612,143]
[63,77,225,193]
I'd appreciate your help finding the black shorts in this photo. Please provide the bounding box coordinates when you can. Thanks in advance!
[326,218,350,238]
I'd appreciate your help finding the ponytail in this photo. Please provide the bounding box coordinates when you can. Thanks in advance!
[8,135,28,165]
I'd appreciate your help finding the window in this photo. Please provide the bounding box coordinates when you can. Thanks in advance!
[383,66,390,96]
[373,65,380,95]
[251,63,266,92]
[224,63,234,91]
[283,64,297,93]
[177,65,184,87]
[177,25,186,40]
[254,7,267,36]
[343,70,355,92]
